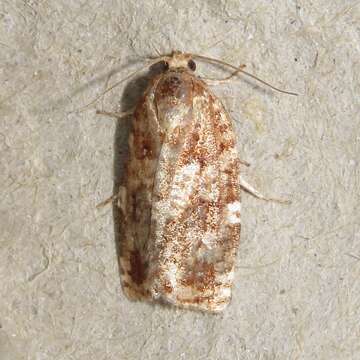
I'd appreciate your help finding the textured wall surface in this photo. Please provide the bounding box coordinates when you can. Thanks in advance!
[1,1,359,359]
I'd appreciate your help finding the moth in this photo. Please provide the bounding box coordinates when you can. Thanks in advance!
[96,51,296,312]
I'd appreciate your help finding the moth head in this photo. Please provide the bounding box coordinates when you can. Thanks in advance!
[158,51,196,72]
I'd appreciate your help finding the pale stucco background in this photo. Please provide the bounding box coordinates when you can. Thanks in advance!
[1,1,359,359]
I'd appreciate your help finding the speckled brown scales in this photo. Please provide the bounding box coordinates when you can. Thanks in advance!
[118,51,246,312]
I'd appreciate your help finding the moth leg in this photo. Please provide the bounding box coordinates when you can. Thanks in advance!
[239,159,250,167]
[96,108,134,119]
[96,186,127,210]
[96,194,119,208]
[240,176,291,204]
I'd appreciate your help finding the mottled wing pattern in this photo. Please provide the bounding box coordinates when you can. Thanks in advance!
[147,72,242,312]
[120,69,242,312]
[119,76,163,300]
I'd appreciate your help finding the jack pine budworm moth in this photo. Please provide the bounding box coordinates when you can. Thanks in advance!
[95,51,296,312]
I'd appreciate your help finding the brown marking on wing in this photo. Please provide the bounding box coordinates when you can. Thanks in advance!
[132,126,156,160]
[162,281,173,294]
[128,249,147,285]
[181,261,216,292]
[167,125,183,146]
[223,160,241,203]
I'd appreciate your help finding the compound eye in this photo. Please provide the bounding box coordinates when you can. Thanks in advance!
[160,60,169,71]
[187,59,196,71]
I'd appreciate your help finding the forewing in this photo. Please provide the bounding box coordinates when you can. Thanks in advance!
[119,77,162,300]
[148,75,241,312]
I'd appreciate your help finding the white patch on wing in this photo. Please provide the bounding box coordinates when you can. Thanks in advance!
[226,201,241,224]
[201,232,218,249]
[169,162,200,211]
[167,262,178,288]
[219,287,231,298]
[198,165,219,201]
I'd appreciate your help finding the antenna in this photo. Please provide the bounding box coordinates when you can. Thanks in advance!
[73,57,166,112]
[192,54,298,96]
